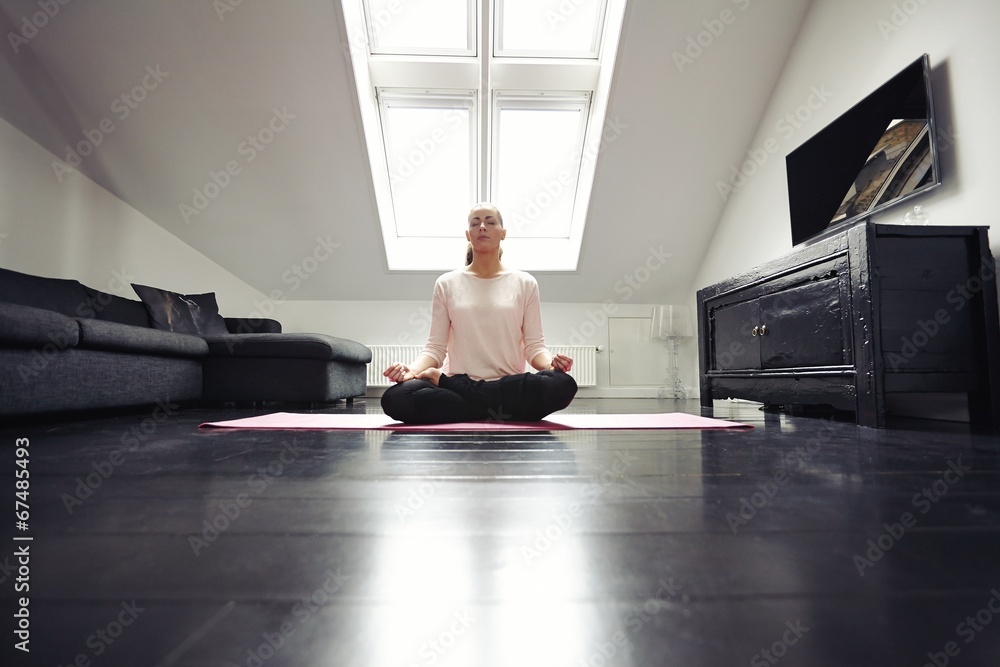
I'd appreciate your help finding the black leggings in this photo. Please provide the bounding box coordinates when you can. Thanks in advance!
[381,370,578,424]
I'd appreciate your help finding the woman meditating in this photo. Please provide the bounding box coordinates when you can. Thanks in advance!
[381,203,578,424]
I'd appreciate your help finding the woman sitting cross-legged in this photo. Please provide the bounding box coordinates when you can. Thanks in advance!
[381,203,578,425]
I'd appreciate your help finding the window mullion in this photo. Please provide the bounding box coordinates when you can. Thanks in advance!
[480,0,492,200]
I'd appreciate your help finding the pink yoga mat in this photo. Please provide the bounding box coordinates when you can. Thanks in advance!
[198,412,752,431]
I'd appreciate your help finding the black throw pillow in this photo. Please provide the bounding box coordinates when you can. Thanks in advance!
[131,283,229,335]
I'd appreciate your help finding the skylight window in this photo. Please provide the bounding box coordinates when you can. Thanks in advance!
[379,91,477,237]
[495,0,606,57]
[341,0,628,271]
[366,0,475,55]
[493,94,590,237]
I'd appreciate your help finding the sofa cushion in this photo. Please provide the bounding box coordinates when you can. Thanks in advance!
[2,348,202,416]
[77,318,209,358]
[82,286,151,328]
[131,283,229,335]
[0,266,91,318]
[224,316,282,334]
[0,301,80,349]
[204,333,372,364]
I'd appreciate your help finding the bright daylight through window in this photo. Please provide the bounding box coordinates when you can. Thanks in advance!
[341,0,628,271]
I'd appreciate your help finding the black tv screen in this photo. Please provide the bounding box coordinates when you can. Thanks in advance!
[786,54,941,246]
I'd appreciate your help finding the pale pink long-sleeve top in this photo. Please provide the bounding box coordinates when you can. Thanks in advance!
[419,269,550,381]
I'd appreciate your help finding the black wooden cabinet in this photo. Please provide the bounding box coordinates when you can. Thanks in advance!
[697,223,1000,429]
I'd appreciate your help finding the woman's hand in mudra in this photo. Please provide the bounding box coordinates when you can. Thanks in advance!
[550,353,573,373]
[414,367,443,386]
[383,363,415,383]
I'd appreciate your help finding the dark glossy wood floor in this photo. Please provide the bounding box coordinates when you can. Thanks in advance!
[3,398,1000,667]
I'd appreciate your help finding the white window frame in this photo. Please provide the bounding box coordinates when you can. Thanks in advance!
[493,0,608,60]
[490,91,592,238]
[340,0,628,272]
[376,89,479,238]
[365,0,478,57]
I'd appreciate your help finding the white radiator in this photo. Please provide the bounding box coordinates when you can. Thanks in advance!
[548,345,597,387]
[366,345,422,387]
[366,345,597,387]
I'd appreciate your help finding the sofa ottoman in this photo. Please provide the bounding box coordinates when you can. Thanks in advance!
[201,333,372,404]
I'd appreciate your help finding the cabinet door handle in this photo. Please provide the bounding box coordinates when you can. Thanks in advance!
[751,326,759,337]
[760,324,768,336]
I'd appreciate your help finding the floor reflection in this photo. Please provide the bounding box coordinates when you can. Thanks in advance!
[18,399,1000,665]
[362,429,616,666]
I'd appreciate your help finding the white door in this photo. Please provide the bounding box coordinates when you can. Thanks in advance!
[608,317,667,386]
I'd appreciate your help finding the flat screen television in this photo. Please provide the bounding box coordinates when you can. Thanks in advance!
[786,54,941,246]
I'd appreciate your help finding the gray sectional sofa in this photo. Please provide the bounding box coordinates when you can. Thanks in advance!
[0,267,371,418]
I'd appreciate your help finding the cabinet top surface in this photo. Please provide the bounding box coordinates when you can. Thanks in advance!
[697,223,991,300]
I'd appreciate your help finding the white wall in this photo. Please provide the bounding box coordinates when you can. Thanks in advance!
[0,111,693,398]
[692,0,1000,408]
[0,116,267,314]
[697,0,1000,287]
[271,298,692,398]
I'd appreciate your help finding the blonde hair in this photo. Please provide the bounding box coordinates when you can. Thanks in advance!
[469,203,503,226]
[465,203,504,266]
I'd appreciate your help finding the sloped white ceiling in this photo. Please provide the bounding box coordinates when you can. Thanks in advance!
[0,0,813,303]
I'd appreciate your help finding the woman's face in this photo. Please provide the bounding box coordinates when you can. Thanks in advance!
[466,207,506,251]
